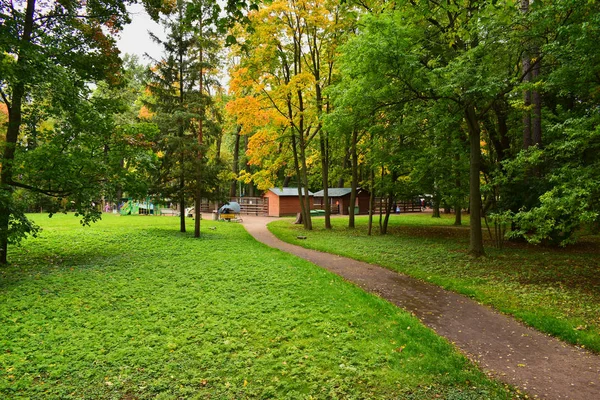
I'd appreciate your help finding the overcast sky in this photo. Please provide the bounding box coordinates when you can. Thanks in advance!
[114,4,228,87]
[115,4,165,64]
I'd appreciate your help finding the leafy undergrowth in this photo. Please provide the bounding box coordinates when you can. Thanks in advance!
[268,214,600,353]
[0,214,515,399]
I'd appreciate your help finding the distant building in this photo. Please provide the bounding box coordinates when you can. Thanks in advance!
[313,188,371,215]
[263,187,314,217]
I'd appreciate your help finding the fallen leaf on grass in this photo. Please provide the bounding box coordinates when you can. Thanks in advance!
[394,345,406,353]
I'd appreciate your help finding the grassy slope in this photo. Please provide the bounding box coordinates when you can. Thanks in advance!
[0,214,514,399]
[268,214,600,353]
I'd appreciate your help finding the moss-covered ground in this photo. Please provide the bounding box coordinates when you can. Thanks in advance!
[269,214,600,353]
[0,214,515,399]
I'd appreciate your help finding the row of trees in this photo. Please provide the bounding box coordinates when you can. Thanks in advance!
[0,0,142,264]
[2,0,599,263]
[225,0,600,255]
[0,0,245,264]
[144,0,228,237]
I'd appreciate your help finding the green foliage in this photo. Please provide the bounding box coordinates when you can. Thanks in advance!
[475,0,599,246]
[0,0,137,262]
[509,185,598,246]
[269,215,600,352]
[498,106,600,245]
[144,0,228,213]
[0,214,514,398]
[0,191,39,248]
[325,0,600,250]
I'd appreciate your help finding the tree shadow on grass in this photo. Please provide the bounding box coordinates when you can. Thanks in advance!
[378,223,600,294]
[0,227,229,290]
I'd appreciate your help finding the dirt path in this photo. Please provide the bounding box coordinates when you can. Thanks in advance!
[241,216,600,400]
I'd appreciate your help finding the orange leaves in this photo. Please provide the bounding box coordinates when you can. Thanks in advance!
[242,126,290,190]
[138,106,154,120]
[228,68,250,95]
[224,0,354,191]
[103,15,121,35]
[247,128,284,168]
[285,72,316,94]
[228,68,267,99]
[226,96,280,136]
[225,96,285,135]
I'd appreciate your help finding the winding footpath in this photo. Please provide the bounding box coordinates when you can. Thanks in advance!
[241,216,600,400]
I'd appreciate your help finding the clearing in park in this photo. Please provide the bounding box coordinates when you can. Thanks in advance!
[0,213,518,399]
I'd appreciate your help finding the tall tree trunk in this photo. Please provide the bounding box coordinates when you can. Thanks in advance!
[115,158,125,212]
[531,57,542,147]
[291,131,308,226]
[521,0,532,149]
[349,129,358,229]
[309,32,331,230]
[0,0,36,264]
[214,123,222,160]
[177,31,186,234]
[296,97,312,229]
[1,83,24,265]
[367,168,375,236]
[454,201,462,225]
[194,43,204,238]
[522,71,532,149]
[293,34,312,230]
[378,165,384,233]
[492,102,511,162]
[454,152,462,226]
[320,132,331,229]
[241,135,256,198]
[432,193,441,218]
[381,192,394,235]
[229,125,241,198]
[338,139,350,188]
[179,153,186,233]
[465,105,485,257]
[298,146,312,230]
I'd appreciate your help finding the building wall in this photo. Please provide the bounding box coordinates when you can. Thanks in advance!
[263,192,314,217]
[279,196,313,216]
[340,197,351,215]
[333,192,371,215]
[357,193,371,214]
[264,192,280,217]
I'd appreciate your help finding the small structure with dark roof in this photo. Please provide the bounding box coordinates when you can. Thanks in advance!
[263,187,314,217]
[313,188,371,215]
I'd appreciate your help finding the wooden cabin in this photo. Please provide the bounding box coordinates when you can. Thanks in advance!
[312,188,371,215]
[263,188,314,217]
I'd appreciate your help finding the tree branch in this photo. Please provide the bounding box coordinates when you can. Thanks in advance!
[8,179,80,197]
[0,88,11,111]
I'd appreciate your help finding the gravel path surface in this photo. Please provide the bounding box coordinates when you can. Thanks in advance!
[241,216,600,400]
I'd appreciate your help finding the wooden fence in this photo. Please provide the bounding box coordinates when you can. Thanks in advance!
[230,197,269,215]
[373,198,422,213]
[192,197,269,215]
[178,197,420,216]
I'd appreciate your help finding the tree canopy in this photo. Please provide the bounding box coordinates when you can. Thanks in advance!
[2,0,599,262]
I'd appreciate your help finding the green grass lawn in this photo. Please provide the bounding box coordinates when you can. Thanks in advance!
[268,214,600,353]
[0,214,514,399]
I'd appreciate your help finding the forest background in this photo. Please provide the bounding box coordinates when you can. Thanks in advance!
[1,0,599,263]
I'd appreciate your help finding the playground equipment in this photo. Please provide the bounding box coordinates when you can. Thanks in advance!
[119,200,139,215]
[218,202,242,222]
[119,199,155,215]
